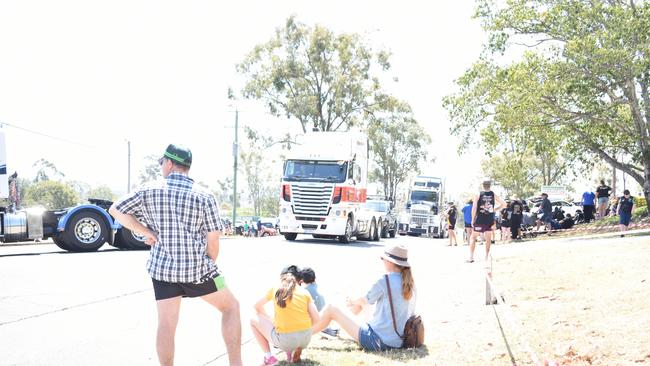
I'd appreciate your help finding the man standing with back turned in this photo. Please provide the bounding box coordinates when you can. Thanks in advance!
[467,179,506,263]
[109,144,242,366]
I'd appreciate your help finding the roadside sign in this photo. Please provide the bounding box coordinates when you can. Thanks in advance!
[540,185,565,199]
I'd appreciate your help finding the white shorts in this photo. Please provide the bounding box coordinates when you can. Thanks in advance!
[271,328,312,352]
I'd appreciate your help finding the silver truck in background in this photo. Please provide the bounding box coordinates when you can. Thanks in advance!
[398,175,446,238]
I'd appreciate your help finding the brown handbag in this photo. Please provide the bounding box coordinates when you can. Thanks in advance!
[385,275,425,349]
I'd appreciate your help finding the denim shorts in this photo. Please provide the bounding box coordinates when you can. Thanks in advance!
[619,212,632,226]
[598,197,609,206]
[358,324,392,351]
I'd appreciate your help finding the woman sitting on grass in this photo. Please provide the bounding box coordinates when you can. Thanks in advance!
[251,268,319,365]
[312,243,416,351]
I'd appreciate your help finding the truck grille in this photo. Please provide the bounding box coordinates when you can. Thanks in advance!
[411,215,428,225]
[292,184,333,216]
[411,209,431,225]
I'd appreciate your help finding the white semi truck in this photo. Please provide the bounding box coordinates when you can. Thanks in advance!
[278,132,381,243]
[398,175,446,238]
[0,131,147,251]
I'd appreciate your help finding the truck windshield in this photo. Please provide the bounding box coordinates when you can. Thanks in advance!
[283,160,348,183]
[410,191,438,203]
[366,201,390,212]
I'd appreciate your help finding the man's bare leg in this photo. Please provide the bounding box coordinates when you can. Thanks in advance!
[156,296,182,366]
[484,231,493,261]
[201,288,242,366]
[468,231,478,261]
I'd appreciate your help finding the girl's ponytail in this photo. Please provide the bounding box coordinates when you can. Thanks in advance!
[401,266,414,300]
[275,273,297,308]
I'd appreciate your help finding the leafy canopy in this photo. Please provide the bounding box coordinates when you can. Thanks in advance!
[445,0,650,205]
[238,16,392,132]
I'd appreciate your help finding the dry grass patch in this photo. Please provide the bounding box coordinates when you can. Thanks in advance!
[492,236,650,365]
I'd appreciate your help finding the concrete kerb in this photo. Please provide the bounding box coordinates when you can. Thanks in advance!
[484,255,560,366]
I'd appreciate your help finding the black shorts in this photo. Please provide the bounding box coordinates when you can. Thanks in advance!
[448,220,456,230]
[473,224,493,232]
[152,272,227,301]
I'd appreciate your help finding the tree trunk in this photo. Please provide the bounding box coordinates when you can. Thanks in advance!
[612,162,617,198]
[644,159,650,213]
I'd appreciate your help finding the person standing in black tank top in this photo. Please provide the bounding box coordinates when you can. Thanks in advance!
[467,179,506,263]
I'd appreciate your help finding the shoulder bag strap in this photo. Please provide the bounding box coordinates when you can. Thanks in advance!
[385,274,403,339]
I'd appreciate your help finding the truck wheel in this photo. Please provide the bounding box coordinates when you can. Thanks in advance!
[389,228,397,238]
[338,218,353,244]
[115,228,150,250]
[380,222,388,239]
[283,233,298,241]
[62,210,108,252]
[371,219,380,241]
[52,233,73,251]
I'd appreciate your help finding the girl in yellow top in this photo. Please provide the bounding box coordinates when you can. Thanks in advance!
[251,271,320,365]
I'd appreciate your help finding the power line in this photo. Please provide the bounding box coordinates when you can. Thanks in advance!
[0,120,97,149]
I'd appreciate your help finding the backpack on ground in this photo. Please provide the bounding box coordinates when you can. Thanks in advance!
[385,275,425,349]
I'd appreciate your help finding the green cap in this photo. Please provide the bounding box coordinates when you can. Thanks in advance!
[163,144,192,167]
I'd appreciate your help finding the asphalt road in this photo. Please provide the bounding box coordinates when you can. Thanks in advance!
[0,234,489,366]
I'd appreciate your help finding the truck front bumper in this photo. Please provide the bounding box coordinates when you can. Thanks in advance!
[278,214,347,236]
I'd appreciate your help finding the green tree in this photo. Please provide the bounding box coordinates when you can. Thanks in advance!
[67,180,91,202]
[215,177,237,209]
[87,185,115,201]
[240,127,277,216]
[24,180,79,209]
[237,16,393,132]
[259,185,280,217]
[367,101,431,203]
[32,159,64,182]
[138,155,161,185]
[15,177,31,207]
[445,0,650,210]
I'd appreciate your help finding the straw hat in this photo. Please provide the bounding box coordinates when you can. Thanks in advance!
[381,243,410,268]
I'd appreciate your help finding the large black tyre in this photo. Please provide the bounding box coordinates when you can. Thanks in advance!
[338,217,353,244]
[52,233,73,251]
[371,219,380,242]
[380,221,388,239]
[62,210,109,252]
[115,228,150,250]
[283,233,298,241]
[389,222,397,238]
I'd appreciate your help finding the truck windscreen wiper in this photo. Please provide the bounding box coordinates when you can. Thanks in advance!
[322,176,342,182]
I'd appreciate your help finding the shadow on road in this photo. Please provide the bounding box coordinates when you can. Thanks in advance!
[0,248,122,258]
[289,238,384,248]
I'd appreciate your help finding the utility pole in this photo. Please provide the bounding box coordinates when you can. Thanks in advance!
[232,109,239,230]
[127,140,132,193]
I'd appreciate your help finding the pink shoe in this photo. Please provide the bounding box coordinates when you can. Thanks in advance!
[262,355,278,366]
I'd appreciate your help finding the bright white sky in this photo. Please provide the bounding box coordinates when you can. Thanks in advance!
[0,0,491,200]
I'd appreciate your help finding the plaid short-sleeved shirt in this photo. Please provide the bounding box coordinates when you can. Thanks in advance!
[113,172,223,283]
